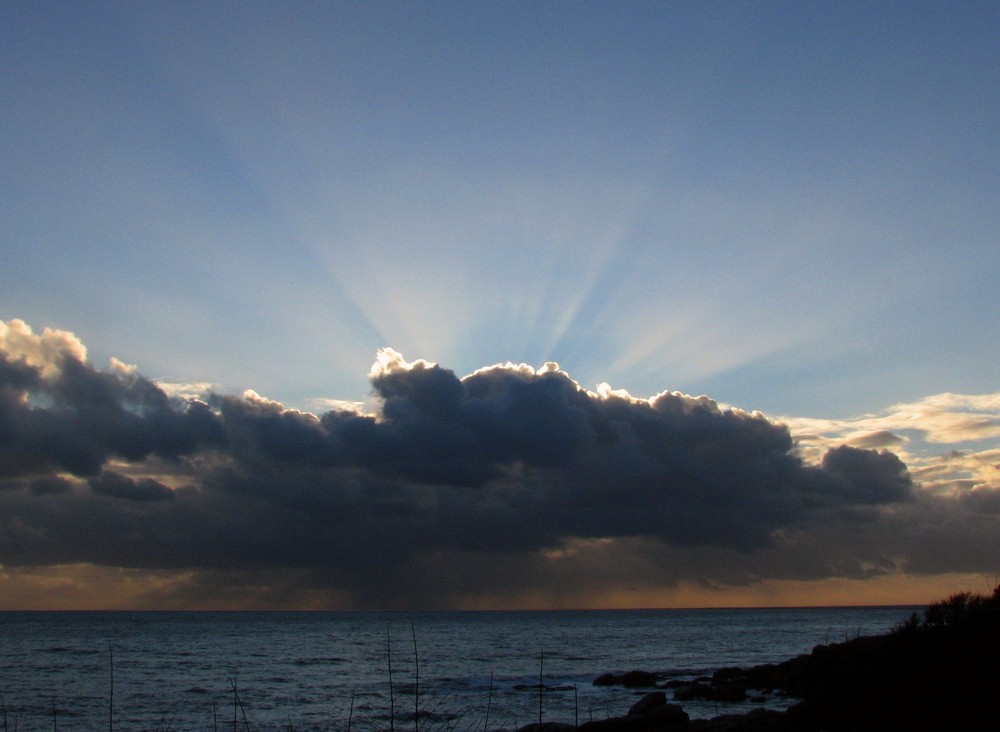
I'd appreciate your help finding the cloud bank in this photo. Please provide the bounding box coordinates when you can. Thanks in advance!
[1,319,997,608]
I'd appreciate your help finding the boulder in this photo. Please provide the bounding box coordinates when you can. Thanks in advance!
[672,681,746,702]
[579,706,688,731]
[672,682,705,701]
[517,724,577,732]
[592,670,661,687]
[643,702,689,727]
[712,667,744,682]
[689,708,786,731]
[578,719,648,731]
[627,691,668,716]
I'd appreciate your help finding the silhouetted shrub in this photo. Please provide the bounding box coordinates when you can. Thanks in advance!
[922,584,1000,628]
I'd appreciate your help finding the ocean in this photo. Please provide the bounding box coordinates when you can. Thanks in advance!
[0,607,914,731]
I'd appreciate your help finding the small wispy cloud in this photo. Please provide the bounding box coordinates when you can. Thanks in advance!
[781,392,1000,499]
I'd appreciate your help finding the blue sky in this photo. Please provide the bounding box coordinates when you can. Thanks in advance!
[1,2,998,608]
[5,1,997,415]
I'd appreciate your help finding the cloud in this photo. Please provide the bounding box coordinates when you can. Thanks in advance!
[155,379,214,401]
[781,393,1000,502]
[88,471,175,502]
[0,321,225,479]
[1,319,997,608]
[819,445,913,505]
[0,319,87,377]
[844,430,906,449]
[783,393,1000,449]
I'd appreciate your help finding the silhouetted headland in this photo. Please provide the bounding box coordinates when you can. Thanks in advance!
[519,586,1000,731]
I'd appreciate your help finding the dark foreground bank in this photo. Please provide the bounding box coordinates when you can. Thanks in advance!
[521,586,1000,732]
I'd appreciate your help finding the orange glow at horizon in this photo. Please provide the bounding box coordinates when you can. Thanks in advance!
[1,564,993,612]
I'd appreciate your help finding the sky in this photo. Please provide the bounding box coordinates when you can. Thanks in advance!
[1,1,998,610]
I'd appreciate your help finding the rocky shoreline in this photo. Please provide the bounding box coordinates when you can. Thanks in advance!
[518,586,1000,731]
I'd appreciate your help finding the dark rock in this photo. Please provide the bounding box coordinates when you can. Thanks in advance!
[712,667,744,682]
[627,691,667,716]
[643,702,689,726]
[672,682,746,703]
[593,670,661,688]
[689,708,787,731]
[517,724,577,732]
[708,686,747,702]
[671,683,702,701]
[623,670,661,687]
[579,706,688,731]
[575,692,689,731]
[578,719,649,731]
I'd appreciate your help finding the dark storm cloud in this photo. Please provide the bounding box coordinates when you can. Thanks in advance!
[88,471,175,502]
[819,445,913,505]
[0,346,224,478]
[198,357,913,554]
[4,323,997,605]
[29,475,74,496]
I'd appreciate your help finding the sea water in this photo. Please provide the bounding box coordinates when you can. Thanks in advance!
[0,607,913,731]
